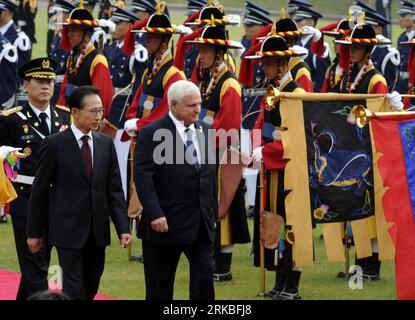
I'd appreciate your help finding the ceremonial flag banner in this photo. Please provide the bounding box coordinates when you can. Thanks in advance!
[279,93,395,267]
[371,112,415,300]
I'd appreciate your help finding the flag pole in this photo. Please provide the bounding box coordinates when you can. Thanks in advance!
[258,161,266,296]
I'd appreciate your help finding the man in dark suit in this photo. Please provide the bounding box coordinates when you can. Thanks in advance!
[135,80,218,300]
[0,57,70,300]
[26,85,131,300]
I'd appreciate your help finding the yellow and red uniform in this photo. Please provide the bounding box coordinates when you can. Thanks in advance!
[58,44,113,116]
[124,51,185,132]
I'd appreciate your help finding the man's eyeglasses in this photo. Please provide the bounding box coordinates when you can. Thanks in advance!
[78,108,105,117]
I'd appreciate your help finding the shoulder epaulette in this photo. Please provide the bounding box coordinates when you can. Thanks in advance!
[0,105,23,117]
[55,105,70,113]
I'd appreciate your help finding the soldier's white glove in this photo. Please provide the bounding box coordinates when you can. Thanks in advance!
[99,19,116,33]
[175,24,193,35]
[134,43,148,63]
[0,146,21,161]
[301,26,322,42]
[226,14,241,26]
[124,118,139,137]
[291,45,309,59]
[387,91,404,111]
[233,43,245,58]
[252,146,263,163]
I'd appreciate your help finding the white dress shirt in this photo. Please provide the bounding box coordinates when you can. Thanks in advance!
[29,103,52,133]
[0,20,13,36]
[71,124,94,168]
[168,111,201,165]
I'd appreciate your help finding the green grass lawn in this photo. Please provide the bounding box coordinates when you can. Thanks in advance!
[0,217,397,300]
[13,4,399,300]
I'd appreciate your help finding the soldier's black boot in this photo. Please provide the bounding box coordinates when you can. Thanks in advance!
[362,253,381,281]
[265,271,285,298]
[214,252,233,282]
[274,271,301,300]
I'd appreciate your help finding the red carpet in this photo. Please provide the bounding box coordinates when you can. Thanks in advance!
[0,270,113,300]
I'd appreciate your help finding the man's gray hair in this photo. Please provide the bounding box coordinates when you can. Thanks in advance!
[167,80,200,107]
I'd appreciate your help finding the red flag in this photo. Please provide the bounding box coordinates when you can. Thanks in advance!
[371,112,415,300]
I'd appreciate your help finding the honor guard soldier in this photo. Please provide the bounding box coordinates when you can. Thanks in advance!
[240,2,273,128]
[48,0,76,106]
[103,6,139,197]
[245,33,306,300]
[239,1,272,218]
[184,3,240,83]
[352,2,400,92]
[336,23,404,281]
[122,5,186,138]
[73,0,113,52]
[0,30,17,109]
[128,0,157,102]
[186,20,251,282]
[396,1,415,94]
[320,19,351,93]
[273,14,314,92]
[181,0,208,79]
[0,57,70,300]
[57,2,114,117]
[293,4,331,92]
[0,0,31,99]
[17,0,37,44]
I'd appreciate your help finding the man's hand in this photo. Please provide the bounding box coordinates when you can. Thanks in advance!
[0,146,21,160]
[151,217,168,233]
[120,233,132,248]
[27,237,43,254]
[251,146,263,164]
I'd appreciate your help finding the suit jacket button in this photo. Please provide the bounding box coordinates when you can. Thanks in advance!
[20,186,24,190]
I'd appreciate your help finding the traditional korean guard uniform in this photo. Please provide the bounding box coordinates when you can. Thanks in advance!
[245,34,306,300]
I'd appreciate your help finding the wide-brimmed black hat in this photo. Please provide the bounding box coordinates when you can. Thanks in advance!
[245,34,302,60]
[186,21,244,49]
[335,23,390,46]
[185,5,238,27]
[59,7,99,28]
[323,19,351,38]
[18,58,57,80]
[132,10,184,34]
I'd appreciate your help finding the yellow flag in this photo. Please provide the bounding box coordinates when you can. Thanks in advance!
[0,159,17,207]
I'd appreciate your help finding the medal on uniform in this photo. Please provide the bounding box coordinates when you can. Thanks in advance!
[143,100,154,110]
[23,147,32,157]
[22,124,29,134]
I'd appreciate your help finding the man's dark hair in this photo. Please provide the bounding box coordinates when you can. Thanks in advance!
[68,85,101,110]
[27,290,71,300]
